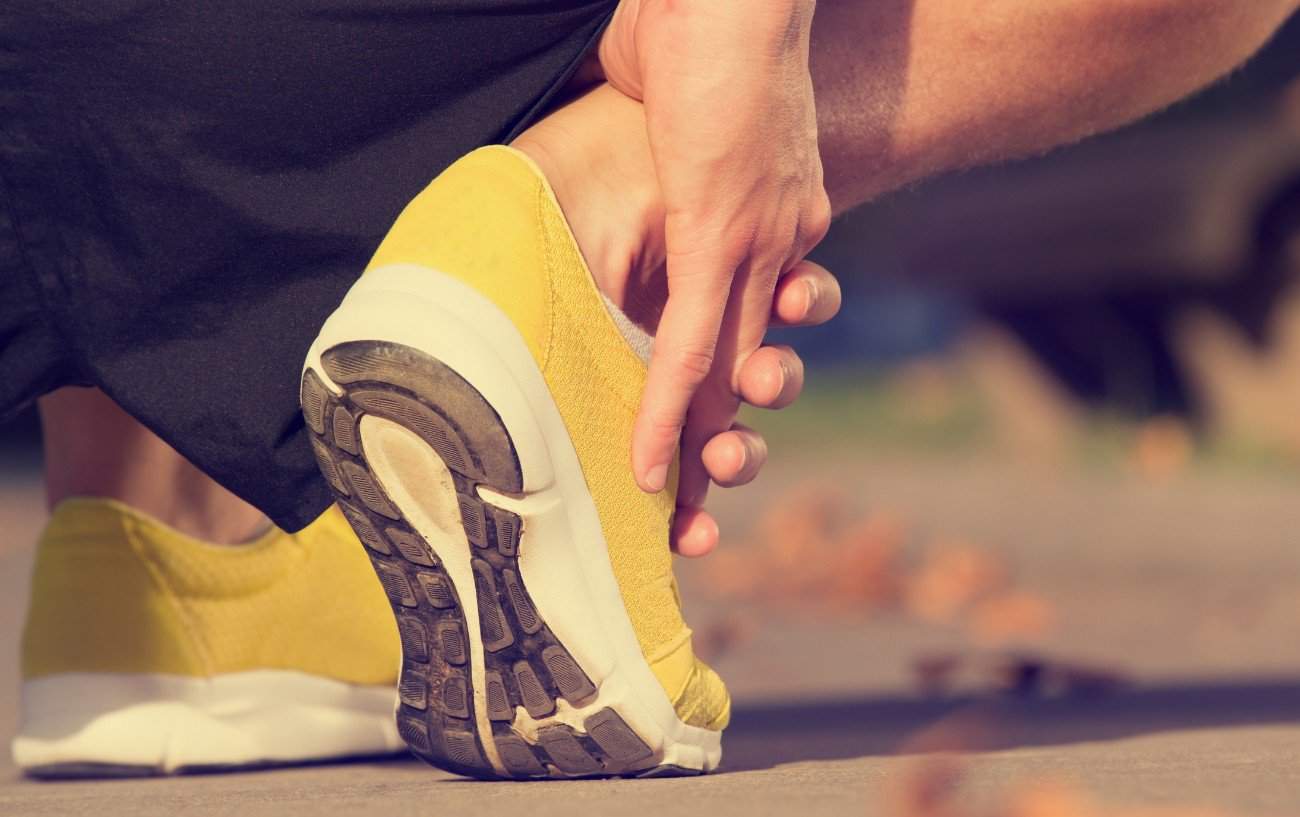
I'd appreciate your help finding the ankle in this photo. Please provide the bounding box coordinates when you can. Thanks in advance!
[511,85,667,329]
[40,388,272,545]
[146,483,273,545]
[47,473,271,546]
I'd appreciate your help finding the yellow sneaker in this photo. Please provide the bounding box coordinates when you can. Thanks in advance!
[300,146,729,780]
[13,499,403,777]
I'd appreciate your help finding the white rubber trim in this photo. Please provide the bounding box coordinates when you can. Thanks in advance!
[12,671,402,774]
[304,263,722,775]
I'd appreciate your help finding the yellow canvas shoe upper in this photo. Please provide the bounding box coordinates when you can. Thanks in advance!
[21,498,399,686]
[367,145,729,730]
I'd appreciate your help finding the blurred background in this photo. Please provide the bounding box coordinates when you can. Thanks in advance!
[681,1,1300,702]
[695,11,1300,812]
[2,12,1299,816]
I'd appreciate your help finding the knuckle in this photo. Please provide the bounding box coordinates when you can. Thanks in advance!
[804,193,833,244]
[722,223,762,262]
[730,233,758,261]
[670,206,759,258]
[646,412,686,439]
[667,238,750,279]
[672,346,716,382]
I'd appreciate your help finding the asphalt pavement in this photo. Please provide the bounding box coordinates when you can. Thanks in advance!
[2,454,1298,816]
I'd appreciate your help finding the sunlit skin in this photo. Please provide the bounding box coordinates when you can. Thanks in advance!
[38,86,839,552]
[597,0,831,511]
[36,0,1298,556]
[511,83,839,556]
[593,0,1300,556]
[38,388,271,545]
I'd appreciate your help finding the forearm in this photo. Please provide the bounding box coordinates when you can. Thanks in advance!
[816,0,1300,213]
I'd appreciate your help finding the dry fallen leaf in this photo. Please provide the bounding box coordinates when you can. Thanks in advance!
[889,757,1244,817]
[905,542,1008,624]
[1005,780,1102,817]
[968,591,1057,645]
[826,512,908,610]
[702,482,1081,694]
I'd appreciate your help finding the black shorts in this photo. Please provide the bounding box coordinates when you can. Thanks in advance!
[0,1,615,531]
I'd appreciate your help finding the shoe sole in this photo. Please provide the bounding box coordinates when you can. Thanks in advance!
[12,671,402,777]
[301,264,721,780]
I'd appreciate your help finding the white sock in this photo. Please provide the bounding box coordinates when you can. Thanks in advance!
[601,293,654,365]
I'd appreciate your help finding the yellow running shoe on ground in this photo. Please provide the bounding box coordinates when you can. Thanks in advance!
[300,146,729,780]
[13,499,403,777]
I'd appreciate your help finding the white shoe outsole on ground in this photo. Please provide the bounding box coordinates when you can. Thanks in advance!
[13,671,402,777]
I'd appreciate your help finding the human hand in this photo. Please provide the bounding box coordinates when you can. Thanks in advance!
[600,0,832,514]
[669,259,840,556]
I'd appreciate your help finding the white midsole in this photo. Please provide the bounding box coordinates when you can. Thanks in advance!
[305,263,721,775]
[13,671,402,772]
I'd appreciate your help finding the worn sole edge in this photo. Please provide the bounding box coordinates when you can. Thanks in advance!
[12,671,403,777]
[303,264,721,779]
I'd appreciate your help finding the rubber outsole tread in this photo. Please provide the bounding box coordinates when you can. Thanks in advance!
[340,461,400,519]
[542,646,596,704]
[397,616,430,662]
[332,406,360,455]
[585,709,655,765]
[416,573,455,608]
[501,569,540,634]
[495,734,546,776]
[337,503,388,555]
[442,677,471,719]
[513,660,555,718]
[305,340,694,780]
[399,671,429,710]
[388,527,435,566]
[537,726,602,775]
[310,439,349,497]
[486,671,513,721]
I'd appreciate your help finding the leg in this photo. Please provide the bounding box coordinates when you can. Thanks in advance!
[512,83,833,511]
[19,388,404,776]
[510,85,667,327]
[300,79,754,777]
[39,387,269,544]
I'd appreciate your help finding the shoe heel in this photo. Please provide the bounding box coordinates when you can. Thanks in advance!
[302,264,721,779]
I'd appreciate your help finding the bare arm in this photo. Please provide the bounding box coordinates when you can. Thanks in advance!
[816,0,1300,212]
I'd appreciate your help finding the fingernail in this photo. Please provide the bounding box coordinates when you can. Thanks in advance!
[733,440,749,471]
[644,463,668,492]
[803,278,819,314]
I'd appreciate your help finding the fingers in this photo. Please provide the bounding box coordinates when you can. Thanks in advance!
[737,345,804,410]
[674,386,738,511]
[771,260,842,328]
[672,423,765,560]
[670,505,719,558]
[655,261,831,556]
[633,208,832,495]
[701,423,768,487]
[632,250,733,493]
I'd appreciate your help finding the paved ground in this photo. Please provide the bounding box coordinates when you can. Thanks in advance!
[1,452,1298,816]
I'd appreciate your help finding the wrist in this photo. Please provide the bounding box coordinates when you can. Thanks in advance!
[615,0,817,82]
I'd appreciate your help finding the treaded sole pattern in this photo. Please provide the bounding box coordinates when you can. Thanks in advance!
[303,340,688,780]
